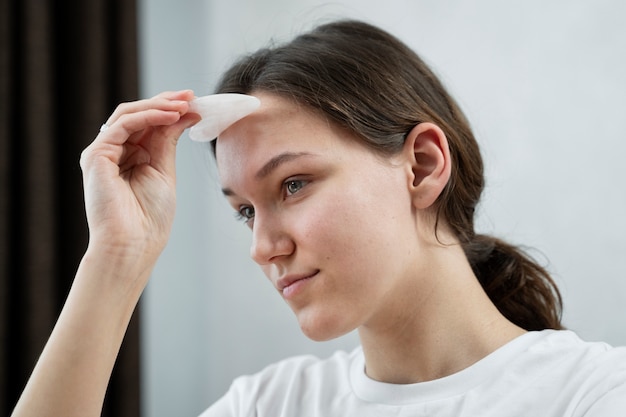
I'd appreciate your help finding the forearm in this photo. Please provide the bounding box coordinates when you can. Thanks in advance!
[11,90,196,416]
[11,250,151,417]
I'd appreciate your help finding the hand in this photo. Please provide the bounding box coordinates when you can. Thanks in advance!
[80,90,200,270]
[11,90,201,417]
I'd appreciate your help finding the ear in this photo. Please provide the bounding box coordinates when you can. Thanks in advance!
[401,122,452,209]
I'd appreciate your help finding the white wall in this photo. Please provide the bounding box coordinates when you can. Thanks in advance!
[139,1,626,416]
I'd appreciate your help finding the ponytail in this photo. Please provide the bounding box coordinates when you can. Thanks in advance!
[462,234,563,330]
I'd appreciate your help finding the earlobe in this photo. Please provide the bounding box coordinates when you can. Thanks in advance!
[402,122,452,209]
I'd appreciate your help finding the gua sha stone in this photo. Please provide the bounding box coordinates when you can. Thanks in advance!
[188,93,261,141]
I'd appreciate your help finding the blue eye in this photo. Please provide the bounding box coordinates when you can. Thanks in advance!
[235,205,255,222]
[285,179,306,195]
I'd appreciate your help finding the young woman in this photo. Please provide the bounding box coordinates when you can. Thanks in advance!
[12,19,626,417]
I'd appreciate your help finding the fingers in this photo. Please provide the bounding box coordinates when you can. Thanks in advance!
[98,90,195,147]
[104,90,195,127]
[140,111,201,177]
[100,108,185,147]
[82,90,199,171]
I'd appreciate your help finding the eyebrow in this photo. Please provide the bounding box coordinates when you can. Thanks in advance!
[221,151,313,196]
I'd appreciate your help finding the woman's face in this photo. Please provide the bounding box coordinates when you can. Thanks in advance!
[216,92,426,341]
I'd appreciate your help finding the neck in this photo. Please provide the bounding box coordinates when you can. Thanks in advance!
[357,243,525,384]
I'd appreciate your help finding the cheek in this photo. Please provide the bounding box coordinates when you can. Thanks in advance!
[295,198,347,251]
[285,195,354,266]
[294,178,411,265]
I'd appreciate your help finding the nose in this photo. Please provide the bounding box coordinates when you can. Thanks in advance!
[249,213,295,265]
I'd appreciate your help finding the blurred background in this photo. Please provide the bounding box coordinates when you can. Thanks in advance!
[2,1,625,416]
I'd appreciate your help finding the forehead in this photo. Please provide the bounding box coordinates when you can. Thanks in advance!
[214,93,342,182]
[216,92,308,151]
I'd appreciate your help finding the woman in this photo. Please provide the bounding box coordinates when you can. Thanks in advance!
[12,19,626,417]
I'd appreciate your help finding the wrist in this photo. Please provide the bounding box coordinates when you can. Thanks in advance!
[80,243,159,298]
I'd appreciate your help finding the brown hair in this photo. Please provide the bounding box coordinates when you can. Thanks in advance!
[214,19,563,331]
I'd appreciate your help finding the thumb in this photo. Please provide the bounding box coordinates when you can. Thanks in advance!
[150,112,202,178]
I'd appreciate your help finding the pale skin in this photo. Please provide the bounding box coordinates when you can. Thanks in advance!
[218,92,526,383]
[12,89,523,416]
[11,90,201,416]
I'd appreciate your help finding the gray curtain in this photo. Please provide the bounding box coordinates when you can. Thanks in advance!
[0,0,141,415]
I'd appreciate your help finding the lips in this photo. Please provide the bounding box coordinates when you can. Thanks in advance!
[277,270,319,297]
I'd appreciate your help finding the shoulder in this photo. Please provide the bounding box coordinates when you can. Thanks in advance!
[513,330,626,414]
[201,348,361,417]
[516,329,626,379]
[527,329,626,369]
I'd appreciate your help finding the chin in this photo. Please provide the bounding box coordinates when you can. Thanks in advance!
[296,308,355,342]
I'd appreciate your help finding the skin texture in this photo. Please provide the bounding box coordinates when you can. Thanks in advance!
[218,93,424,342]
[12,89,524,416]
[11,90,200,417]
[217,92,525,383]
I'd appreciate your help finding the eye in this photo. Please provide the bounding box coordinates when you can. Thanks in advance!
[284,179,308,196]
[235,205,255,223]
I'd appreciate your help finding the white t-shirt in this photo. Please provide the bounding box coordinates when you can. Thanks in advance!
[200,330,626,416]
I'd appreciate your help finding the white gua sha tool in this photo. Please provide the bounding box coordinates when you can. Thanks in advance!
[188,93,261,141]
